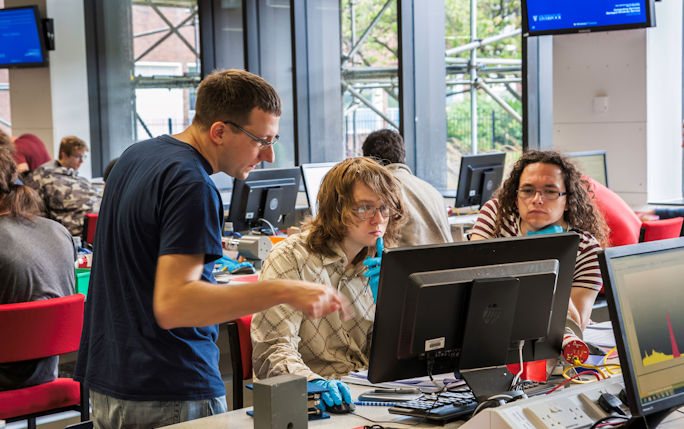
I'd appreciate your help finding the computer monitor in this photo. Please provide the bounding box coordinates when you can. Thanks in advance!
[368,233,579,399]
[565,150,609,188]
[454,152,506,209]
[300,162,337,217]
[227,167,301,234]
[599,237,684,427]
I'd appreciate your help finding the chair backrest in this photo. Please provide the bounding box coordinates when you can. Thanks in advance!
[82,213,99,245]
[226,314,253,410]
[235,315,253,380]
[585,176,641,247]
[0,294,85,363]
[640,217,684,242]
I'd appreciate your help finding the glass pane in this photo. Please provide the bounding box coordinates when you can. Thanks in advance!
[258,0,295,168]
[341,0,399,158]
[445,0,522,189]
[131,1,200,140]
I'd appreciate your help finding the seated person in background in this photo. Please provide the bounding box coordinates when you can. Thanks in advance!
[252,157,406,409]
[102,157,119,184]
[362,129,452,246]
[0,148,76,391]
[470,150,608,332]
[12,133,51,174]
[24,135,102,236]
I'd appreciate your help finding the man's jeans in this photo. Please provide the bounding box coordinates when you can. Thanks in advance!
[90,389,227,429]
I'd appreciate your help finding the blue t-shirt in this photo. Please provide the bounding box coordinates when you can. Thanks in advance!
[74,135,225,401]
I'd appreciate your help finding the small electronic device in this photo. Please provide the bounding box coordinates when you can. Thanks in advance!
[523,0,656,37]
[454,152,506,209]
[325,402,355,414]
[228,167,301,234]
[300,162,336,217]
[599,237,684,427]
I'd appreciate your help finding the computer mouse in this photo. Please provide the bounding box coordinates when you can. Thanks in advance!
[326,402,356,414]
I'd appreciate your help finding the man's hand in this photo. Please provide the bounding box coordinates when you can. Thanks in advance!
[282,280,354,320]
[363,237,383,303]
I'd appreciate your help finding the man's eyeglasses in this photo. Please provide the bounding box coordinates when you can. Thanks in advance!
[517,187,567,201]
[71,153,87,161]
[223,120,279,149]
[351,205,393,220]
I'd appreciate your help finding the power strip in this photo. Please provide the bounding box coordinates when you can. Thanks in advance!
[461,375,626,429]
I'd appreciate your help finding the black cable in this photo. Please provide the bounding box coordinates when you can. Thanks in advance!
[589,414,630,429]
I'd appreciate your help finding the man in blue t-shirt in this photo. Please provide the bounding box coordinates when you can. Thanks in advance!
[74,70,348,428]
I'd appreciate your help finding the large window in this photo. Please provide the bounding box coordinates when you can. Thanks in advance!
[444,0,522,188]
[131,0,200,141]
[340,0,399,158]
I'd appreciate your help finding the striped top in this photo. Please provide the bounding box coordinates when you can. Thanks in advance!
[471,199,603,292]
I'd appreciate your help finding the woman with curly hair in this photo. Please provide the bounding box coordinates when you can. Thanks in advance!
[251,156,406,411]
[471,150,608,332]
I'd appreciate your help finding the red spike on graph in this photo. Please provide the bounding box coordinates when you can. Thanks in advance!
[667,312,680,358]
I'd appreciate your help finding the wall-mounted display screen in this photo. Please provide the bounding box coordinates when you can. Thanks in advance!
[0,6,47,68]
[523,1,655,37]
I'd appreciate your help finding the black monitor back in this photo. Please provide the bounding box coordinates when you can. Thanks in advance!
[368,233,579,384]
[228,167,301,233]
[455,152,506,208]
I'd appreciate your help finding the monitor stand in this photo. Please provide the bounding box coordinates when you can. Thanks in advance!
[457,277,520,401]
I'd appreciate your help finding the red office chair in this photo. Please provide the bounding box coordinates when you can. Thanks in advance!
[226,314,253,410]
[0,295,89,428]
[585,177,641,247]
[640,217,684,242]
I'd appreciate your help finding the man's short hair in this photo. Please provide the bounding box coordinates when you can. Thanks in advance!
[362,129,406,165]
[59,136,88,158]
[192,69,282,130]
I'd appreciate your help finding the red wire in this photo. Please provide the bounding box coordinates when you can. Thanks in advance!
[546,372,602,395]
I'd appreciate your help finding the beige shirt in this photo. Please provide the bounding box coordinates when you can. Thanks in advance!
[386,163,452,246]
[251,232,375,381]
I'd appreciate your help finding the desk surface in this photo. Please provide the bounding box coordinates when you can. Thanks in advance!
[161,384,463,428]
[159,382,684,429]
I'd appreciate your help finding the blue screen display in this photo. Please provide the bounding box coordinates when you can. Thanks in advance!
[525,1,650,34]
[0,7,45,67]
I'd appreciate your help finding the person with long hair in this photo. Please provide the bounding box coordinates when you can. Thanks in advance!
[471,150,608,332]
[0,148,75,390]
[251,157,406,411]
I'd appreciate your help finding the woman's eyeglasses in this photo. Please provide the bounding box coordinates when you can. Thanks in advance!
[517,187,567,201]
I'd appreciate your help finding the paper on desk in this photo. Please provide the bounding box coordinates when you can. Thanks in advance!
[584,321,616,348]
[341,370,465,392]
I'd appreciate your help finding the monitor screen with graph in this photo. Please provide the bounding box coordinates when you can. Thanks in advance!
[600,237,684,420]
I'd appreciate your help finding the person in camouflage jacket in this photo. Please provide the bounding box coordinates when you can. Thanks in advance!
[24,136,101,237]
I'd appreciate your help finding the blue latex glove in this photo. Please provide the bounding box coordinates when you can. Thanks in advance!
[363,237,384,303]
[214,256,256,275]
[311,379,352,410]
[526,225,565,236]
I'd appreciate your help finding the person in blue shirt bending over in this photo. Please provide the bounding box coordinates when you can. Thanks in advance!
[74,69,350,429]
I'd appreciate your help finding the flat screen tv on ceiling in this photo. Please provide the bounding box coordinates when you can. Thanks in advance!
[523,0,656,37]
[0,6,47,68]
